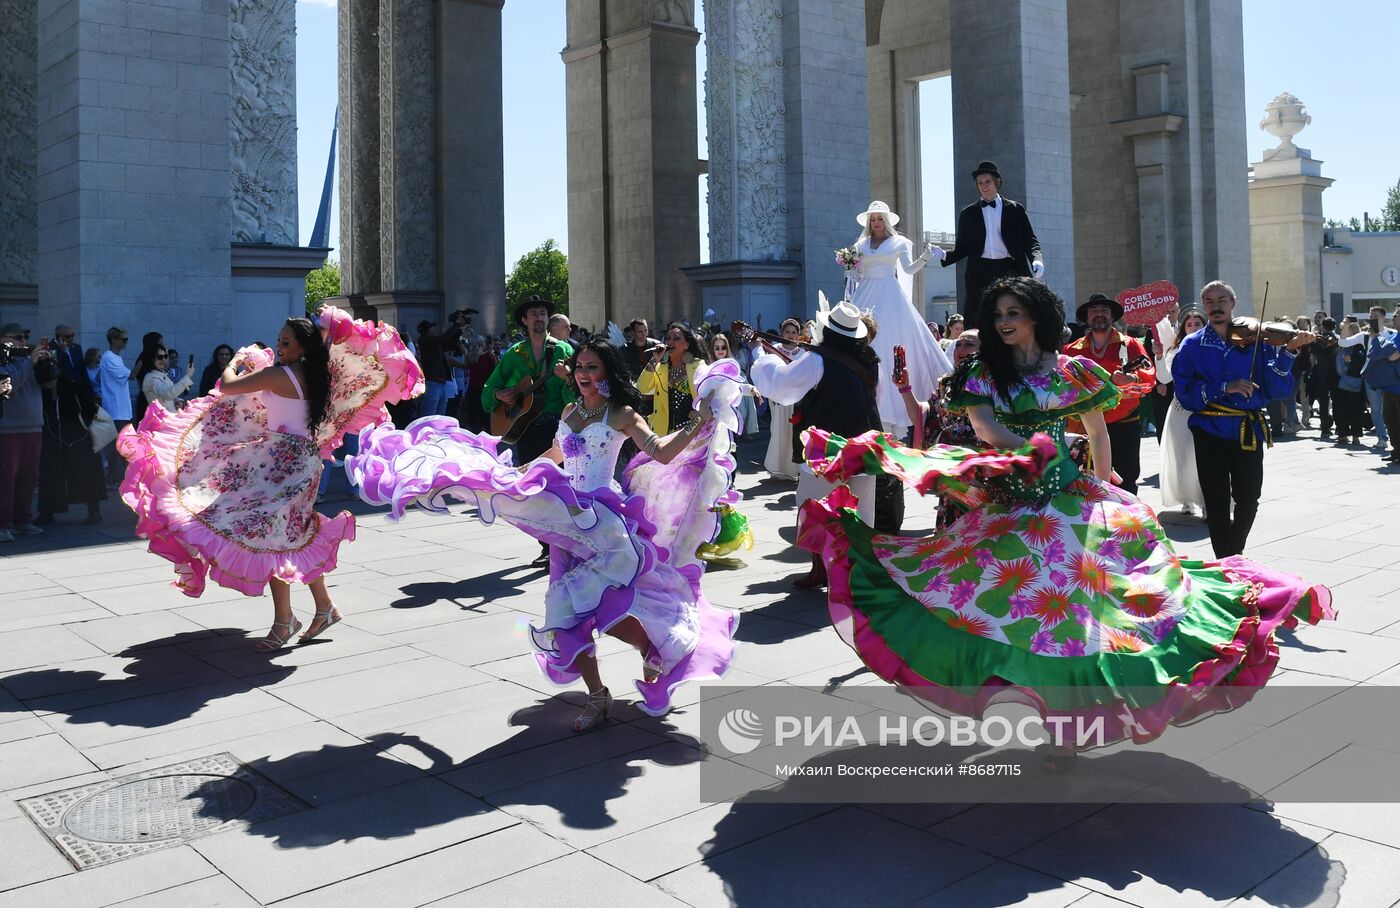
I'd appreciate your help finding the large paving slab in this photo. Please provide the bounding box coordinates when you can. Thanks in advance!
[0,430,1396,906]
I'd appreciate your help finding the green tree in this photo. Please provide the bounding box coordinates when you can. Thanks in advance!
[305,259,341,316]
[1324,216,1365,232]
[1378,179,1400,232]
[506,239,569,317]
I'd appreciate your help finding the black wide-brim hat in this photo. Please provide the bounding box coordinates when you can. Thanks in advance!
[971,160,1001,180]
[1077,292,1124,323]
[513,293,556,325]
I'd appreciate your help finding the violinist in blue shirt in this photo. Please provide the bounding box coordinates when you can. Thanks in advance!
[1171,280,1314,557]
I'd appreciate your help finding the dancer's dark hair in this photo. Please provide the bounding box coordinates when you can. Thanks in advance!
[953,276,1066,401]
[283,317,332,433]
[570,338,644,412]
[663,322,707,362]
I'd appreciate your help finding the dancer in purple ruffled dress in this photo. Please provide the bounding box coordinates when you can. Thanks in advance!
[351,339,741,731]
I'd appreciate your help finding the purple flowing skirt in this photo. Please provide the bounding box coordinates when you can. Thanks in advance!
[348,365,744,715]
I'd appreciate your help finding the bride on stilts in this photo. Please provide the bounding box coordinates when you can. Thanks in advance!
[848,201,954,434]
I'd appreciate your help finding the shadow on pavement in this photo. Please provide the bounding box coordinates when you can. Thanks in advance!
[389,565,540,609]
[0,629,293,726]
[697,743,1335,907]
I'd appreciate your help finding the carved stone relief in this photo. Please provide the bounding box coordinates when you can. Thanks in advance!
[0,0,38,284]
[704,0,786,262]
[378,0,438,292]
[652,0,696,27]
[230,0,298,246]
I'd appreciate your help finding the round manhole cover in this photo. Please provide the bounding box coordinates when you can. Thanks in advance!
[62,774,256,844]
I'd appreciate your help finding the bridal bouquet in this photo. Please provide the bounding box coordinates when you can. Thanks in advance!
[834,247,861,271]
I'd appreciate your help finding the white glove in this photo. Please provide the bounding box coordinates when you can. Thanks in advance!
[927,244,946,262]
[1031,261,1045,280]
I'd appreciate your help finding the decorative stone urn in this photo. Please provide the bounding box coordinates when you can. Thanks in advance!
[1260,92,1311,159]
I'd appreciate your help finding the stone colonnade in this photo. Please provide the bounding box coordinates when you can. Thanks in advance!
[337,0,506,333]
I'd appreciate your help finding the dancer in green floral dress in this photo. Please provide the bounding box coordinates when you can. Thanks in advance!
[799,277,1333,768]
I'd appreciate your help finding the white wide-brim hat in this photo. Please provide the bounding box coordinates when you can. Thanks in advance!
[817,299,869,340]
[856,200,900,228]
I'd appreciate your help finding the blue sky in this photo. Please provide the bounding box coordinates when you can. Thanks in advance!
[294,0,1398,267]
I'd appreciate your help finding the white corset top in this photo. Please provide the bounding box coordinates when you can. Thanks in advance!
[556,412,626,493]
[859,236,911,279]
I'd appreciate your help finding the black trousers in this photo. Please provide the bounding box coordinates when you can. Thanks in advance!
[1106,418,1142,495]
[1311,381,1332,434]
[962,258,1022,316]
[873,473,905,534]
[1191,427,1264,558]
[1334,388,1365,437]
[513,415,560,555]
[1151,386,1173,442]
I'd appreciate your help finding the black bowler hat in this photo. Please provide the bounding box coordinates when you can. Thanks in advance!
[1077,292,1124,323]
[513,293,555,326]
[971,160,1001,180]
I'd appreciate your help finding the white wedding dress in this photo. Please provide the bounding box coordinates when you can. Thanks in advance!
[850,235,953,429]
[1159,344,1205,515]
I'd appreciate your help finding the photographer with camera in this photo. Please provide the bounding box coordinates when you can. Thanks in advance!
[0,323,57,542]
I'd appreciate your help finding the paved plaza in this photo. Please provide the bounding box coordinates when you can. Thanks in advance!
[2,429,1399,907]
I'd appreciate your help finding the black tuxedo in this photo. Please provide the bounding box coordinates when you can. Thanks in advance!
[941,196,1042,315]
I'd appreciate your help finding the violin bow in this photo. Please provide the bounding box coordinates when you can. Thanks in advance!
[1248,281,1270,385]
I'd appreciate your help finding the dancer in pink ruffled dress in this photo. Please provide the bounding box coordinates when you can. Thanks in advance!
[118,306,423,651]
[350,339,741,730]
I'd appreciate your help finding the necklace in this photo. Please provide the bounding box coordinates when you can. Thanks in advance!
[575,399,606,421]
[1012,348,1045,373]
[1090,332,1111,356]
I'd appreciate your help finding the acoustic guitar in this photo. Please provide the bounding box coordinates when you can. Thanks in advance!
[490,360,561,444]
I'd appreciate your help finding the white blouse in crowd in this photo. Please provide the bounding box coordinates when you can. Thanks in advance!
[142,370,193,414]
[749,348,822,406]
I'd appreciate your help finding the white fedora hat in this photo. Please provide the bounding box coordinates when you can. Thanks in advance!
[856,200,900,228]
[816,298,868,340]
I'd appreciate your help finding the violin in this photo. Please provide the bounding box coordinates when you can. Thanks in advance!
[731,320,818,364]
[1227,317,1302,347]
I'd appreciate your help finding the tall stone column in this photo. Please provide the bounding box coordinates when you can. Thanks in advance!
[0,0,38,317]
[949,0,1075,312]
[437,0,505,334]
[564,0,701,330]
[1249,93,1331,319]
[375,0,440,330]
[338,0,381,299]
[230,0,298,247]
[36,0,234,356]
[706,0,786,265]
[780,0,869,312]
[688,0,866,327]
[1112,63,1183,286]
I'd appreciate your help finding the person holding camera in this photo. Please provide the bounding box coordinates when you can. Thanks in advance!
[0,324,55,542]
[99,327,133,486]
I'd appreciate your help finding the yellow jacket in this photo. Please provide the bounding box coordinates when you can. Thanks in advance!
[637,358,701,434]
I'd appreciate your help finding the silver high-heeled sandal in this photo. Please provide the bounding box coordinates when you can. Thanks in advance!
[642,648,664,684]
[570,687,613,733]
[299,606,342,642]
[255,618,302,652]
